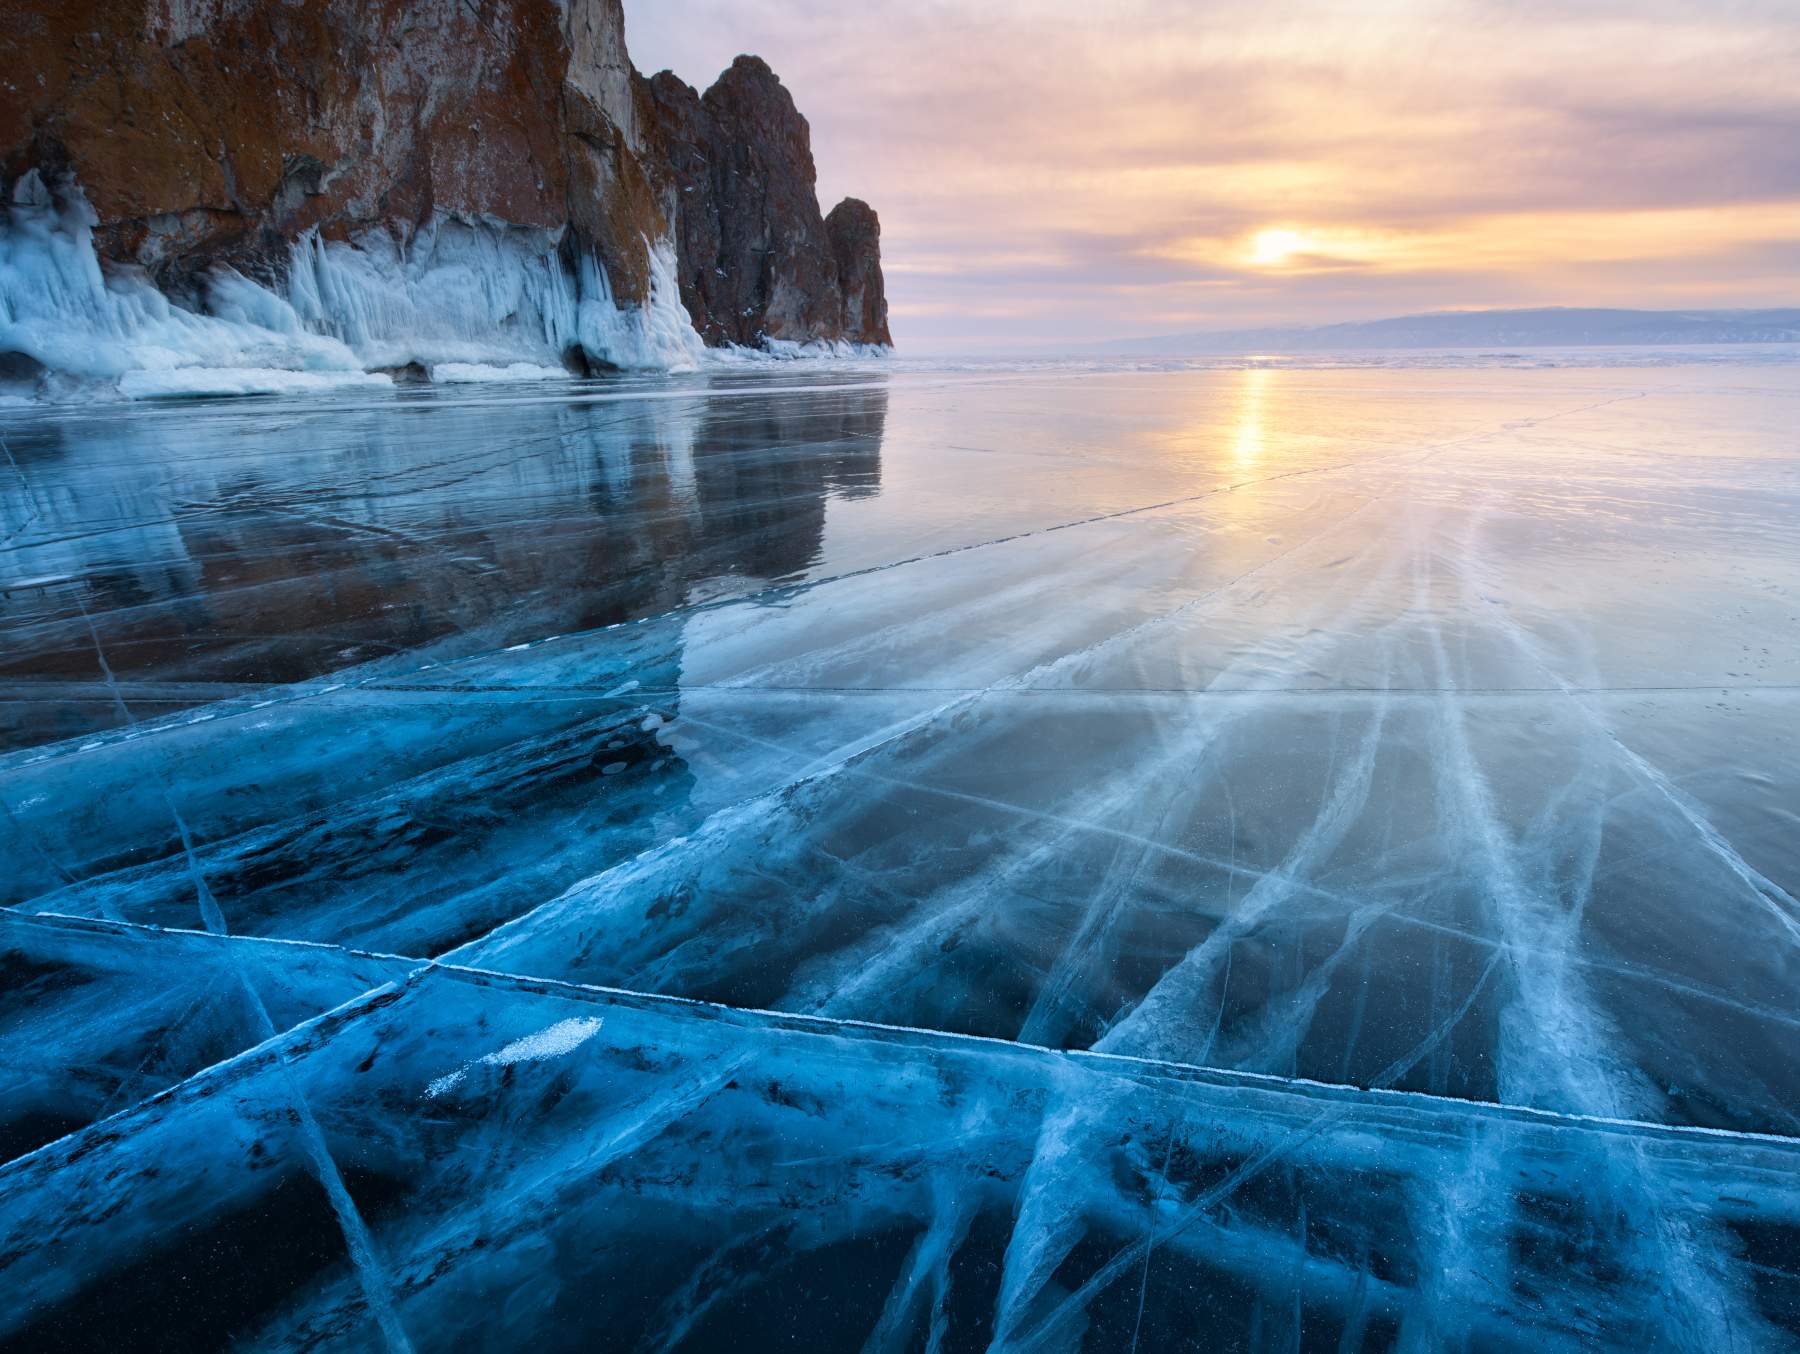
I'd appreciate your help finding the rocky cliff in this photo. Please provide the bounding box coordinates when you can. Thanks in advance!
[646,58,889,349]
[0,0,888,389]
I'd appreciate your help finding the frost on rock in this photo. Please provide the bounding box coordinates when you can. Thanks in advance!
[574,240,705,374]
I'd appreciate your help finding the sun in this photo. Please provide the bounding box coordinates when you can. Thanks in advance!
[1248,227,1310,266]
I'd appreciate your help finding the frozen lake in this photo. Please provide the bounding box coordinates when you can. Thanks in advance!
[3,353,1800,1349]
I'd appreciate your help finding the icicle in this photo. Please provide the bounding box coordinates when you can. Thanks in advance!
[573,236,704,374]
[0,173,369,392]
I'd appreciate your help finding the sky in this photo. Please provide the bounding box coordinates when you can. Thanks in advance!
[623,0,1800,351]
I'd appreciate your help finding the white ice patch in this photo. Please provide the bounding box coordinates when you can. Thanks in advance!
[281,220,701,374]
[424,1016,604,1098]
[708,337,892,365]
[431,361,570,384]
[119,367,395,400]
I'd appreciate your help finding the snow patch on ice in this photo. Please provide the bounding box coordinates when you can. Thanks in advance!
[425,1016,605,1098]
[120,368,395,400]
[708,337,892,365]
[431,361,569,385]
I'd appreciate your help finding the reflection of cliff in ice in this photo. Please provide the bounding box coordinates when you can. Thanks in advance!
[0,383,887,964]
[0,382,886,745]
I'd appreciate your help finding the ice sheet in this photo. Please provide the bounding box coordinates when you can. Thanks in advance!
[4,955,1799,1349]
[3,355,1799,1348]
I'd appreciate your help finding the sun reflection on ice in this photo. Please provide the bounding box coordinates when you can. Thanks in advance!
[1232,365,1272,466]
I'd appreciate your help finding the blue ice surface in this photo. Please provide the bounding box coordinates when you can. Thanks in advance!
[3,352,1800,1349]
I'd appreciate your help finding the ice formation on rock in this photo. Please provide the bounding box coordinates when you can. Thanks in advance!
[0,176,701,396]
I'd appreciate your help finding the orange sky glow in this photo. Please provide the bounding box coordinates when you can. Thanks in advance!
[625,0,1800,349]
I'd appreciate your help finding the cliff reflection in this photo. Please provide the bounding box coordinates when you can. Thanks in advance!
[0,380,888,750]
[0,380,888,956]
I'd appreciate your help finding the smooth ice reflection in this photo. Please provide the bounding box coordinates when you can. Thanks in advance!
[3,356,1799,1349]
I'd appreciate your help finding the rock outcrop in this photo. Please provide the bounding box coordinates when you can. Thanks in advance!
[0,0,888,381]
[644,57,888,349]
[826,198,892,348]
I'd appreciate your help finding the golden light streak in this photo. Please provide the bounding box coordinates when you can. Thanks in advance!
[1231,367,1271,466]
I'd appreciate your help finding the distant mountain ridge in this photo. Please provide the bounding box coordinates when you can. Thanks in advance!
[1101,308,1800,354]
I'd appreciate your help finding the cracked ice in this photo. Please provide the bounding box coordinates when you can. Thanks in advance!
[2,354,1800,1350]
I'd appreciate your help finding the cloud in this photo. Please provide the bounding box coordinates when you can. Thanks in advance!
[624,1,1800,347]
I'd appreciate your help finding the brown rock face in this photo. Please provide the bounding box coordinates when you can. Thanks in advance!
[826,198,892,348]
[642,58,891,348]
[0,1,888,348]
[0,0,611,296]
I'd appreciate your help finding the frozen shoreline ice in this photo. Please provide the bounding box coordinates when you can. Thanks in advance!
[0,174,706,400]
